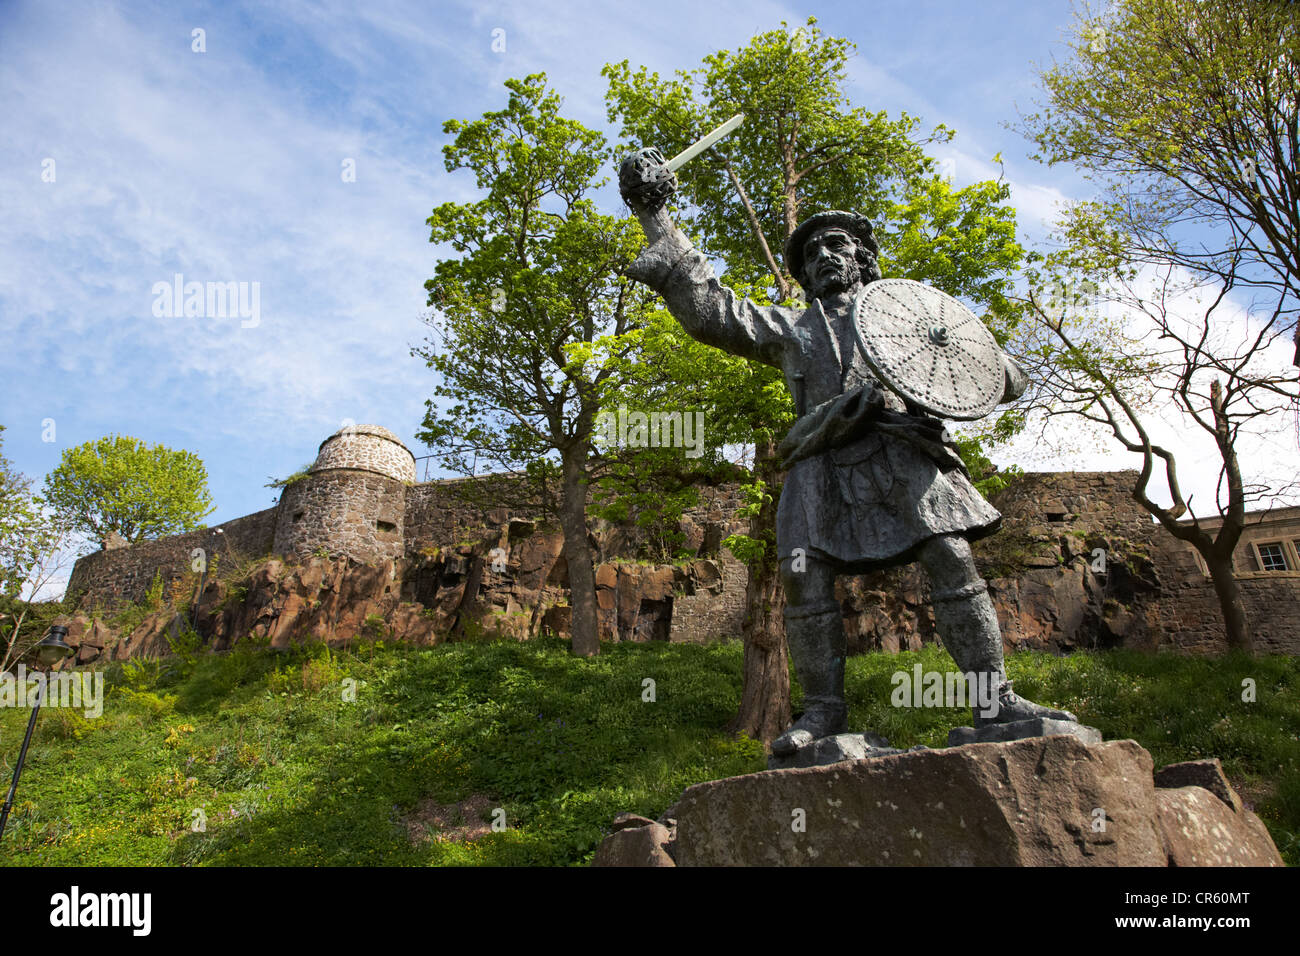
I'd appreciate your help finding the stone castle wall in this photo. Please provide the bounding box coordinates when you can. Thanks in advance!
[270,424,416,564]
[65,507,278,609]
[668,552,750,644]
[404,476,514,552]
[62,438,1300,656]
[1155,571,1300,655]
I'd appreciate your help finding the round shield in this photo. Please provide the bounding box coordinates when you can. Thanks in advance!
[850,278,1005,420]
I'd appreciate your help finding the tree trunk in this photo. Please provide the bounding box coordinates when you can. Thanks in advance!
[560,448,600,657]
[1204,549,1253,654]
[1199,380,1251,653]
[727,437,790,743]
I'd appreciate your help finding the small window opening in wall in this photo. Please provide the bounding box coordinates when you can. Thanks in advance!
[293,511,304,523]
[1047,512,1068,523]
[376,520,397,534]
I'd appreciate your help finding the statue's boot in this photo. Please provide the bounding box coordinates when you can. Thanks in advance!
[978,679,1078,727]
[931,580,1078,728]
[771,600,848,756]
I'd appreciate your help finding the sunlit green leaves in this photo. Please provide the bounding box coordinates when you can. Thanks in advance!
[417,74,656,490]
[42,434,214,543]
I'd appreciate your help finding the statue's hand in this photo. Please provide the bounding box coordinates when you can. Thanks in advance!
[619,148,678,214]
[1002,355,1029,403]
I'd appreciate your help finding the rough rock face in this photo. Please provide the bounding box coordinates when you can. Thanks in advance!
[55,557,441,661]
[676,737,1165,866]
[111,612,188,660]
[1153,758,1242,811]
[1155,787,1282,866]
[53,615,119,665]
[56,530,742,661]
[403,529,738,646]
[63,469,1300,655]
[592,737,1283,867]
[195,556,441,651]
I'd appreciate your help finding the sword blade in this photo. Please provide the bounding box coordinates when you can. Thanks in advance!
[665,114,745,172]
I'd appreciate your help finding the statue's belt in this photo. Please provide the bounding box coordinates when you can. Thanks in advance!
[777,385,967,473]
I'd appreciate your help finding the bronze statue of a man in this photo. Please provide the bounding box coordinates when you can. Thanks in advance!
[619,155,1075,756]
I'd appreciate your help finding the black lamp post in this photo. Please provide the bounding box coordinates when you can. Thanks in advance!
[0,625,75,840]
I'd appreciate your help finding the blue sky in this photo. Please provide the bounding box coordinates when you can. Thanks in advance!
[3,0,1296,586]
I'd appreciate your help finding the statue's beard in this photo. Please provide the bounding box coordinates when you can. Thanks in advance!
[806,259,861,299]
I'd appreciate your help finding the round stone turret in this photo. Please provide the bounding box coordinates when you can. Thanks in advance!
[273,424,415,563]
[311,424,416,482]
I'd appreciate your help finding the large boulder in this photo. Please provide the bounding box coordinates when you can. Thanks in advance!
[675,736,1165,866]
[112,611,186,660]
[51,613,113,664]
[1155,787,1282,866]
[592,736,1284,867]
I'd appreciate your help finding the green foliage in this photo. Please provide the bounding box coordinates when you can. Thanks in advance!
[1017,0,1300,318]
[144,570,164,610]
[268,648,347,696]
[954,433,1024,498]
[217,583,248,613]
[265,464,313,497]
[0,427,79,670]
[0,639,1295,866]
[589,459,734,563]
[0,638,761,865]
[416,73,655,494]
[0,425,43,598]
[419,73,661,656]
[167,625,204,665]
[1008,0,1298,654]
[43,434,215,543]
[604,19,949,298]
[721,478,773,565]
[884,173,1026,344]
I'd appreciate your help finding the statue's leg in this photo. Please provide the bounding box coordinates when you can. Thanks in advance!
[918,534,1077,727]
[771,555,848,756]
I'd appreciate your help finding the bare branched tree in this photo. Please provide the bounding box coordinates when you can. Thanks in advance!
[1016,255,1299,652]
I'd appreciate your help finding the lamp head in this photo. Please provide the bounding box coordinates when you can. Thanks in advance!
[35,626,74,667]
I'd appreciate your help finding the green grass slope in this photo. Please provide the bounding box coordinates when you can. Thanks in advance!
[1,638,1296,866]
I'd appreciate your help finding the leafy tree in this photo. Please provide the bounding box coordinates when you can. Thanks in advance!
[605,18,1027,740]
[1011,0,1300,653]
[1,425,81,673]
[1017,0,1299,362]
[43,435,215,543]
[1,425,46,599]
[417,74,656,657]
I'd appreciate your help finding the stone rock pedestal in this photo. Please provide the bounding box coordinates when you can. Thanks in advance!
[591,736,1283,867]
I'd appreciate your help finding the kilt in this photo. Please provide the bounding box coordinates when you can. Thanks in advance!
[776,427,1002,572]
